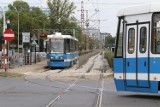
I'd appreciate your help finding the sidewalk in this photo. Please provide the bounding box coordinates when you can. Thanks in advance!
[2,53,113,80]
[7,60,47,73]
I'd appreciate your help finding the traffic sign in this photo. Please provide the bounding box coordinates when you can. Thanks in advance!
[31,34,37,40]
[22,32,30,43]
[3,29,14,42]
[32,40,37,45]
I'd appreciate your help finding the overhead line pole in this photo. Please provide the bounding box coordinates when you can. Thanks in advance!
[81,0,85,31]
[81,0,85,51]
[85,10,89,51]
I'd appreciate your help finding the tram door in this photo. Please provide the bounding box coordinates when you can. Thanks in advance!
[125,23,149,87]
[137,23,149,87]
[126,25,137,87]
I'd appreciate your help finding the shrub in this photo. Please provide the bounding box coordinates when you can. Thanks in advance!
[104,50,114,68]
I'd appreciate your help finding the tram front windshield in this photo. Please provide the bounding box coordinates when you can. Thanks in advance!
[50,39,64,53]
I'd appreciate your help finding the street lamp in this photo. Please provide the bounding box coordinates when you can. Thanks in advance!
[0,6,6,34]
[15,8,20,53]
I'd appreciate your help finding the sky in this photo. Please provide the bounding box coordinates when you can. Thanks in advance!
[1,0,160,36]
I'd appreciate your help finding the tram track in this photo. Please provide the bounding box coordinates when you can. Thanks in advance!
[86,54,99,73]
[96,66,105,107]
[95,52,107,107]
[45,53,100,107]
[23,68,67,89]
[21,52,107,107]
[44,52,108,107]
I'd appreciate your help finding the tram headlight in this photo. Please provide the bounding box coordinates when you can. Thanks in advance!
[50,56,54,61]
[59,56,64,60]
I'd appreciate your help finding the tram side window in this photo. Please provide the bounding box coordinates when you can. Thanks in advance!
[70,39,74,52]
[128,28,135,54]
[115,18,123,57]
[152,13,160,53]
[65,39,70,53]
[140,27,147,53]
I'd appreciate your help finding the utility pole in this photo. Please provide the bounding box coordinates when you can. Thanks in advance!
[81,0,85,51]
[85,10,89,51]
[81,0,85,31]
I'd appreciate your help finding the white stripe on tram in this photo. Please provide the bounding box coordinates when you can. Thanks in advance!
[114,73,160,81]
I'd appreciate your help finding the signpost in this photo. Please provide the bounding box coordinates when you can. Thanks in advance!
[2,29,14,71]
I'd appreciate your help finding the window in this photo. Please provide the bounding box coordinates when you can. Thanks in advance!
[70,39,75,52]
[64,39,70,53]
[128,28,135,54]
[50,39,64,53]
[140,27,147,53]
[115,18,123,57]
[152,13,160,53]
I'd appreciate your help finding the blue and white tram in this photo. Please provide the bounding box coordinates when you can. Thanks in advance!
[114,3,160,93]
[47,32,79,68]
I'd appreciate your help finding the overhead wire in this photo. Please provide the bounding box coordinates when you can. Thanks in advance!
[74,2,144,5]
[87,0,100,29]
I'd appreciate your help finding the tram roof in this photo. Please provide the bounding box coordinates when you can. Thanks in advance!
[47,32,78,41]
[117,3,160,17]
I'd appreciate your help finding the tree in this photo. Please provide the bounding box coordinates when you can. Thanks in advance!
[47,0,76,30]
[4,0,82,52]
[105,35,115,49]
[6,0,49,47]
[47,0,83,47]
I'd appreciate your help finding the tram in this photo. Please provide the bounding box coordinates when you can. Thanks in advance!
[47,32,78,68]
[114,3,160,93]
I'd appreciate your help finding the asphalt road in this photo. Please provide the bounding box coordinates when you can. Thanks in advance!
[0,77,160,107]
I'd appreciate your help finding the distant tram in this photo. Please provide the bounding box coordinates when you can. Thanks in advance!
[47,32,78,68]
[114,3,160,93]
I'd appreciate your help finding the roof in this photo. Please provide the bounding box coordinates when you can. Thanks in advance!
[117,3,160,17]
[47,32,78,41]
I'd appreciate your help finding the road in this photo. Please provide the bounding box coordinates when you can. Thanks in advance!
[1,53,160,107]
[0,77,160,107]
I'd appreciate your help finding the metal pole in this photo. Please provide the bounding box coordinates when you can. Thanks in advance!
[15,8,19,53]
[18,12,19,53]
[0,6,7,71]
[35,45,36,64]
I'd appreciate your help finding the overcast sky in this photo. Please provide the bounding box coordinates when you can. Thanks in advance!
[1,0,160,36]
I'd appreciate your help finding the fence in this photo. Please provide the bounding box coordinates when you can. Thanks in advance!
[0,51,47,69]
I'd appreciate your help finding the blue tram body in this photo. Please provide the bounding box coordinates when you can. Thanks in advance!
[47,32,79,68]
[114,4,160,93]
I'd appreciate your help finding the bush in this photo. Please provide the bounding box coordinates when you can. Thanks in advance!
[104,50,114,68]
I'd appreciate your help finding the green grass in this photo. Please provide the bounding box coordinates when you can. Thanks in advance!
[79,50,93,56]
[104,50,114,68]
[0,72,24,77]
